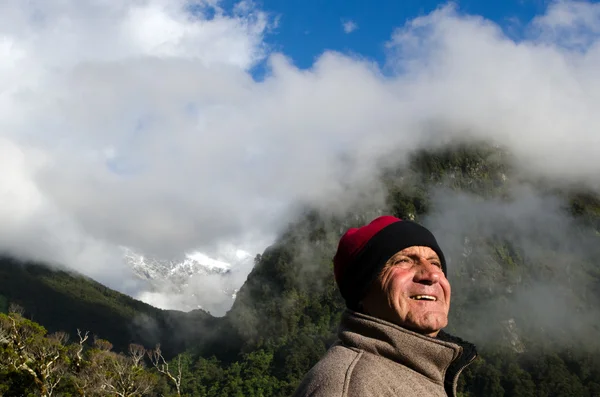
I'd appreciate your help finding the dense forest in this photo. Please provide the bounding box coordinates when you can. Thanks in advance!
[2,143,600,396]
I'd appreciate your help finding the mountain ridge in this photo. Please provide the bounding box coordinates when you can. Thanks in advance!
[0,255,219,359]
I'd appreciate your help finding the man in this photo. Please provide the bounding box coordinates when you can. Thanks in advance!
[293,216,477,397]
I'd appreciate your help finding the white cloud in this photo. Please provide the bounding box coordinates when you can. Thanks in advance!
[342,19,358,34]
[383,2,600,182]
[3,0,600,312]
[529,0,600,49]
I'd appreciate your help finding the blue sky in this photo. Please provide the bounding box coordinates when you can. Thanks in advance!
[249,0,551,74]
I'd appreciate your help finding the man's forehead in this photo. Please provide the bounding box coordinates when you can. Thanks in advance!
[396,245,439,258]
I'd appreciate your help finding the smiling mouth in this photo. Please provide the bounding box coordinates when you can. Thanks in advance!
[410,295,437,301]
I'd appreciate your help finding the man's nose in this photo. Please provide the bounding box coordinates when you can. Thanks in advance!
[413,260,442,285]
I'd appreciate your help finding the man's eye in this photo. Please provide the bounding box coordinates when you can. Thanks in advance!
[431,262,441,268]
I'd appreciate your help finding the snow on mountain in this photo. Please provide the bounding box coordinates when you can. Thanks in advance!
[123,248,232,285]
[121,246,254,315]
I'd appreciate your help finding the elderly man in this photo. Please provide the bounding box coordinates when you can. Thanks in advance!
[293,216,477,397]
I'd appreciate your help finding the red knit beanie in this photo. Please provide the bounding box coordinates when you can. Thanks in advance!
[333,215,446,309]
[333,216,400,284]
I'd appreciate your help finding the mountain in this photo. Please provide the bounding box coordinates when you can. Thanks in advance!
[206,142,600,395]
[0,256,220,358]
[121,247,251,313]
[2,142,600,396]
[123,248,233,309]
[123,248,232,286]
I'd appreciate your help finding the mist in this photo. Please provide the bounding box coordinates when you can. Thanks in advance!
[2,0,600,313]
[423,184,600,349]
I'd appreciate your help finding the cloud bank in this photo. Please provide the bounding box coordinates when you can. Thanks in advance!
[2,0,600,312]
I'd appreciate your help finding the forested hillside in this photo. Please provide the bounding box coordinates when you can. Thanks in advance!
[2,143,600,396]
[0,258,218,358]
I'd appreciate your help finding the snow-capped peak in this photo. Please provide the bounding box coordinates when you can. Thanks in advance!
[120,245,255,314]
[185,251,232,271]
[121,247,234,285]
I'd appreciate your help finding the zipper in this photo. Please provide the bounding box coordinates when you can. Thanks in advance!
[450,353,478,397]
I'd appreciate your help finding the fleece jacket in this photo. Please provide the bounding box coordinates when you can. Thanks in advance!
[292,310,477,397]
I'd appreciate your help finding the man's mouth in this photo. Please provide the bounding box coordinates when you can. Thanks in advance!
[410,295,437,301]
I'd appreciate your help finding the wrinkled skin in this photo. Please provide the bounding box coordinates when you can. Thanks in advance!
[361,246,451,337]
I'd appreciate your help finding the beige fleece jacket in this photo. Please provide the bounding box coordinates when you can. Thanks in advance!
[292,310,477,397]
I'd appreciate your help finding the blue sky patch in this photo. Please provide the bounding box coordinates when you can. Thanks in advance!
[254,0,549,71]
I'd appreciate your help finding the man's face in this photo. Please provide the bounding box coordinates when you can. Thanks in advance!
[362,246,451,337]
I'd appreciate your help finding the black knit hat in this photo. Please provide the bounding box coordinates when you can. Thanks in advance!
[333,216,446,310]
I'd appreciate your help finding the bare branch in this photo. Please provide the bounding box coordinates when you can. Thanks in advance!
[149,344,182,396]
[0,327,10,345]
[128,343,146,368]
[77,329,89,345]
[72,329,90,373]
[97,351,156,397]
[1,316,68,397]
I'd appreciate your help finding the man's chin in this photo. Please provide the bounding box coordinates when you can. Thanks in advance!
[406,317,448,337]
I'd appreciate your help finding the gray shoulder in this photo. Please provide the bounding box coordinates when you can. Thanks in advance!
[291,345,362,397]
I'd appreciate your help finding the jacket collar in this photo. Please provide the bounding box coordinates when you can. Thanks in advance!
[338,309,476,389]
